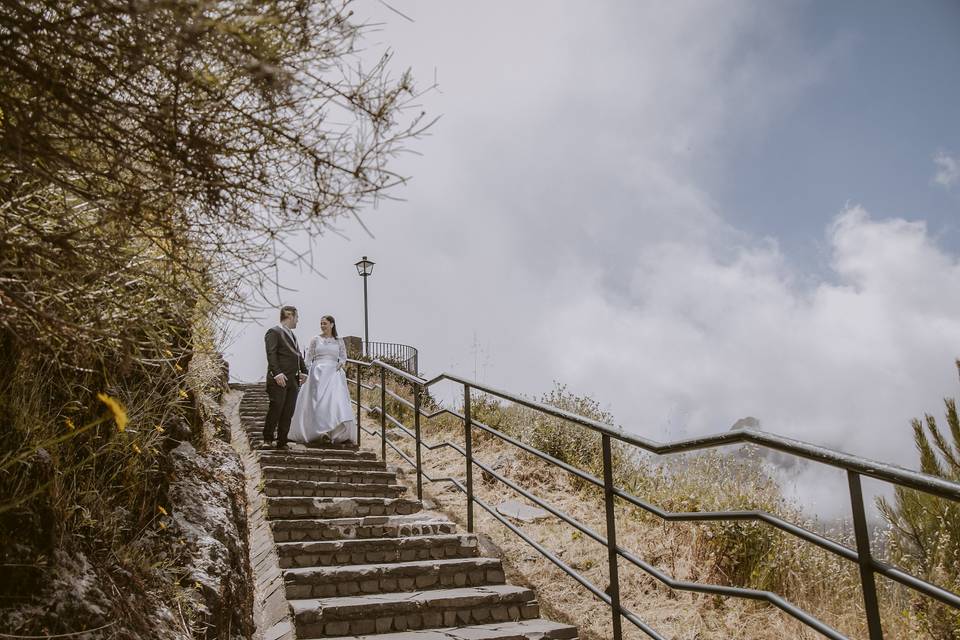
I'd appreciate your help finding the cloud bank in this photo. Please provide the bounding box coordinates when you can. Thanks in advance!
[224,3,960,516]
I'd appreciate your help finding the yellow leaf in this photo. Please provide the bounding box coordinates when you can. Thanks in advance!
[178,389,188,400]
[64,417,76,431]
[97,393,128,432]
[132,443,141,455]
[158,505,168,516]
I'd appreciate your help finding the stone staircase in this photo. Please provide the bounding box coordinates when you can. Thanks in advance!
[236,383,579,639]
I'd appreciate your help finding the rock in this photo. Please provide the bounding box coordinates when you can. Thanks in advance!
[164,416,193,446]
[481,453,514,484]
[342,336,362,359]
[167,438,252,638]
[730,416,760,430]
[496,500,550,523]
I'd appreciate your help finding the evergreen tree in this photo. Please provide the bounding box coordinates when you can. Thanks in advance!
[879,360,960,639]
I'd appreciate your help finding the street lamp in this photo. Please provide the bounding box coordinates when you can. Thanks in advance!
[354,256,375,355]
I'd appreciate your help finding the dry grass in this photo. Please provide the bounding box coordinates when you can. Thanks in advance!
[356,378,922,640]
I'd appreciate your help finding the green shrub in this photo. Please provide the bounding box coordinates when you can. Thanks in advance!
[879,361,960,640]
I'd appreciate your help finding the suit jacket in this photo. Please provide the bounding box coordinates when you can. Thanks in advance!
[265,325,308,381]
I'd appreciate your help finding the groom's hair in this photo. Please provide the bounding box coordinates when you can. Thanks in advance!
[279,305,298,321]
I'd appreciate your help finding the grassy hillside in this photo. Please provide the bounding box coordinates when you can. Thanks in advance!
[356,372,959,639]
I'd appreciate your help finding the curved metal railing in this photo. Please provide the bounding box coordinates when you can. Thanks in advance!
[363,340,418,375]
[345,358,960,640]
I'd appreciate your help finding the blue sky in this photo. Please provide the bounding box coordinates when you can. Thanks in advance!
[718,0,959,265]
[226,1,960,513]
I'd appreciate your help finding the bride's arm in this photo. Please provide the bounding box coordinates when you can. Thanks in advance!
[308,336,318,365]
[337,338,347,369]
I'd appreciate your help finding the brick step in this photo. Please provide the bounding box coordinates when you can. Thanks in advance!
[291,585,539,637]
[248,435,364,453]
[268,496,422,520]
[285,557,505,598]
[262,466,396,485]
[272,513,455,543]
[316,618,579,640]
[249,439,365,455]
[258,455,386,471]
[264,479,407,499]
[276,533,480,568]
[256,448,376,461]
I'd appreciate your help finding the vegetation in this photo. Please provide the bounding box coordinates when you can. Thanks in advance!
[358,376,954,639]
[879,360,960,640]
[1,1,426,636]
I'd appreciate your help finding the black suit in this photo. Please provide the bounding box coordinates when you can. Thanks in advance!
[263,325,308,446]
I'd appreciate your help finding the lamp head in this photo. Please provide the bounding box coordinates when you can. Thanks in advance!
[355,256,375,277]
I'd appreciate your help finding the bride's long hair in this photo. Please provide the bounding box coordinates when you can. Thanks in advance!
[322,315,338,338]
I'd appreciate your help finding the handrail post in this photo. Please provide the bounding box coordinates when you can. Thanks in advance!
[602,434,623,640]
[464,384,474,533]
[380,366,386,463]
[355,362,362,447]
[848,471,884,640]
[414,382,423,500]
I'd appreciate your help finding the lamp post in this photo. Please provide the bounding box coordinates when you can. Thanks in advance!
[354,256,375,356]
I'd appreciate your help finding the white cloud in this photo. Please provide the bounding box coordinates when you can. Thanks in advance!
[932,150,960,189]
[535,206,960,453]
[527,206,960,514]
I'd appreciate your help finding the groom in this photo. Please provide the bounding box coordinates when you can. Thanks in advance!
[263,305,308,449]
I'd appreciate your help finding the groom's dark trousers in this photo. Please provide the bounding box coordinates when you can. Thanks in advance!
[263,326,307,447]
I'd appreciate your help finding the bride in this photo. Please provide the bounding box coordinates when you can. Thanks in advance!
[288,315,358,445]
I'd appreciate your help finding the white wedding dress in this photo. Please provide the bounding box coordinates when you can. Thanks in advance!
[288,335,357,445]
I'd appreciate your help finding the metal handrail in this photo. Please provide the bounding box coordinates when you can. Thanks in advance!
[366,360,960,501]
[348,358,960,640]
[363,340,418,375]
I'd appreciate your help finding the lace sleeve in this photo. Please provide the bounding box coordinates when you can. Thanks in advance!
[338,338,347,366]
[307,336,319,365]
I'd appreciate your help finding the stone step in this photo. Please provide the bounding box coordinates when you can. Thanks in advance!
[272,514,456,543]
[276,533,480,568]
[256,448,376,461]
[285,557,505,598]
[258,455,386,471]
[268,496,422,520]
[262,466,396,485]
[316,619,579,640]
[248,436,364,453]
[264,479,407,499]
[291,585,540,637]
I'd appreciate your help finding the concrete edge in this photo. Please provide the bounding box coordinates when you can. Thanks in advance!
[225,389,297,640]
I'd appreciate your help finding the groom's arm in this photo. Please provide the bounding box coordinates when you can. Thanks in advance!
[265,329,281,377]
